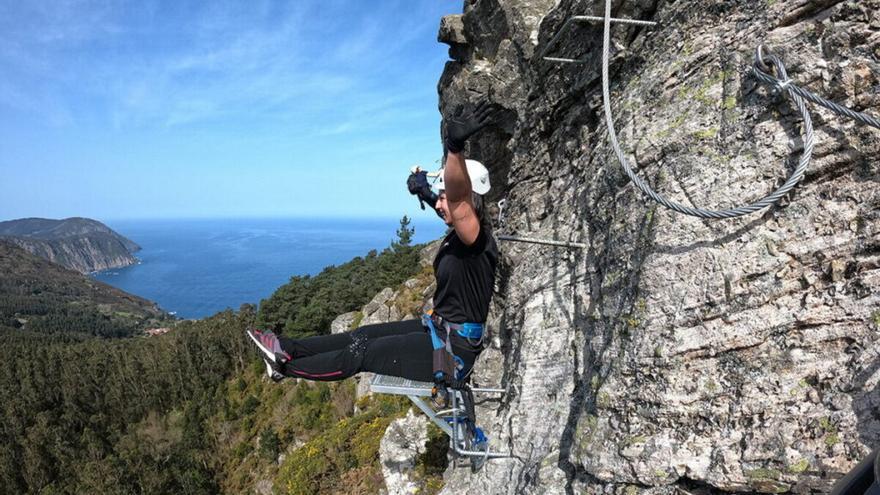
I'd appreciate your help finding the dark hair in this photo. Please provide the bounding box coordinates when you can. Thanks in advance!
[438,191,493,234]
[472,193,493,234]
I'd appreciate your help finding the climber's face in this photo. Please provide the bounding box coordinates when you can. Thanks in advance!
[435,192,453,226]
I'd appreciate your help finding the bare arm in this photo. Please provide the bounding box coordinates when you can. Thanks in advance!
[444,151,480,246]
[440,100,498,245]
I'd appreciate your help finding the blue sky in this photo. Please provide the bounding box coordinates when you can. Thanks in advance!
[0,0,460,221]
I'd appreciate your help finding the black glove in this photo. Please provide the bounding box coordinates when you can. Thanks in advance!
[406,170,438,210]
[443,101,498,153]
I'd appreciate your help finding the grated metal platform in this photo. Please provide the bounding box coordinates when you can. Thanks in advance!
[369,374,434,397]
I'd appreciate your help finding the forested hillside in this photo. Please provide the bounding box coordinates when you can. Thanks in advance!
[0,237,434,494]
[0,241,169,338]
[257,244,422,337]
[0,310,252,493]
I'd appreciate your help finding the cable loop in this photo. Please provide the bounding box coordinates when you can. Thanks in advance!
[600,0,815,219]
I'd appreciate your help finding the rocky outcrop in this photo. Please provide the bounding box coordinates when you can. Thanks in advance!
[434,1,880,494]
[0,217,140,273]
[361,288,401,326]
[379,409,430,495]
[331,311,359,334]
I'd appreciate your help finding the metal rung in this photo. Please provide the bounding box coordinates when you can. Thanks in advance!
[454,448,512,459]
[541,14,658,63]
[436,408,463,417]
[498,234,587,249]
[472,387,506,394]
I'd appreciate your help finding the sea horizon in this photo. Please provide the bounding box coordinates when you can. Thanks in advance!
[95,213,436,222]
[93,216,446,320]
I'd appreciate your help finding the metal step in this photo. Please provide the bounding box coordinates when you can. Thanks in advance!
[370,373,434,397]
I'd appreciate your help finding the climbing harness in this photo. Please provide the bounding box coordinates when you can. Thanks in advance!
[541,0,878,219]
[422,310,483,391]
[370,312,509,470]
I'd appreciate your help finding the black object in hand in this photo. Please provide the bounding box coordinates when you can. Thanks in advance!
[443,101,498,153]
[407,170,438,210]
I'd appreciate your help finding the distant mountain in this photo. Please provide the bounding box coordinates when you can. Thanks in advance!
[0,241,170,337]
[0,217,139,273]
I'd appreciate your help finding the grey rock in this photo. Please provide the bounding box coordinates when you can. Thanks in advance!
[829,259,846,283]
[389,305,402,322]
[420,239,443,267]
[379,409,429,495]
[363,287,395,316]
[355,372,373,405]
[438,14,466,45]
[362,287,396,326]
[434,0,880,494]
[253,479,273,495]
[422,281,437,298]
[362,306,391,326]
[330,311,359,334]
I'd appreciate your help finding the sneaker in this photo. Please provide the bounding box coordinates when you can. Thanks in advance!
[246,328,291,382]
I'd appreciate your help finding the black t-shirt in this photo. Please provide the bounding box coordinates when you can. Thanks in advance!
[432,226,498,324]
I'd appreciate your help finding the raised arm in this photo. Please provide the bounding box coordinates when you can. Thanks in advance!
[442,101,498,245]
[442,151,480,245]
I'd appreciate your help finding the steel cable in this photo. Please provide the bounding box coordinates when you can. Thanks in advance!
[753,45,880,130]
[600,0,815,219]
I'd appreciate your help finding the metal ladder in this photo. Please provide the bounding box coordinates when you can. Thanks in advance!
[370,374,511,470]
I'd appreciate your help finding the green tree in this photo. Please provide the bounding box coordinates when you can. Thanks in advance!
[394,215,414,249]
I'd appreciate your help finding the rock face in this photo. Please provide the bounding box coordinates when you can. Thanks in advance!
[379,409,430,495]
[434,1,880,494]
[0,217,140,273]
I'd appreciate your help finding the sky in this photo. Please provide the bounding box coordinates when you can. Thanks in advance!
[0,0,461,221]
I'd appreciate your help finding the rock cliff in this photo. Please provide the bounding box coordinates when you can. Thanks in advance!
[0,217,140,273]
[430,1,879,493]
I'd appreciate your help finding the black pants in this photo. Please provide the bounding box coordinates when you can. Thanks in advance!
[277,319,482,383]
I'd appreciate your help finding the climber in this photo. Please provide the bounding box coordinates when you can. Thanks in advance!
[247,100,500,388]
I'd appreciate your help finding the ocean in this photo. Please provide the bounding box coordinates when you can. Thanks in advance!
[93,217,446,319]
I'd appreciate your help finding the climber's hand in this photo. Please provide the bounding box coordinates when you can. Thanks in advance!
[443,100,499,154]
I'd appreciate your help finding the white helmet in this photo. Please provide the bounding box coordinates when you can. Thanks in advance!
[434,159,491,195]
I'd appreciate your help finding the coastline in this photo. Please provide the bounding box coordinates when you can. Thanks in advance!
[92,217,446,320]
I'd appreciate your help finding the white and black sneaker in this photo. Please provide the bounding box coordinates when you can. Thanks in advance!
[246,328,291,383]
